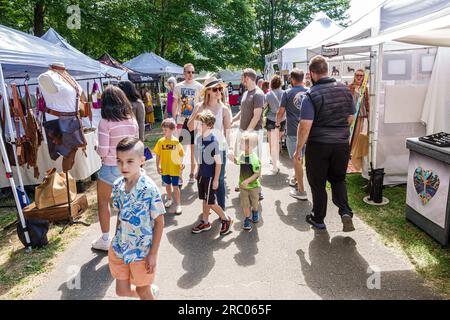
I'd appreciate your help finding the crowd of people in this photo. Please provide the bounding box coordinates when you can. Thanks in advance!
[88,56,370,300]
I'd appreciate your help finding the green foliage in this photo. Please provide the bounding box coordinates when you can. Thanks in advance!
[0,0,349,71]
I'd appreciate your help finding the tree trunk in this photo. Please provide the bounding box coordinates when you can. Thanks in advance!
[33,0,45,36]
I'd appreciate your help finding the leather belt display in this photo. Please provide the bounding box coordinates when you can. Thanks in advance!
[45,107,79,117]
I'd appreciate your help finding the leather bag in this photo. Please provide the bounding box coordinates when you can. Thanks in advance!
[35,168,77,209]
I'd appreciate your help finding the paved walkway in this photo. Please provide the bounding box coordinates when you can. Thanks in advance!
[32,142,440,300]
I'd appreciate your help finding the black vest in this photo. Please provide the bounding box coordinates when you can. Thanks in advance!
[307,77,355,144]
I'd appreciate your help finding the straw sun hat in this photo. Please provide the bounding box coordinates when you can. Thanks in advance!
[201,77,227,97]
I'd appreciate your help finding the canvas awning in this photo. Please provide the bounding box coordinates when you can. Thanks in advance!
[123,52,183,75]
[0,24,100,78]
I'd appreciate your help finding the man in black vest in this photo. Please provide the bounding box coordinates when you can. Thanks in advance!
[293,55,356,232]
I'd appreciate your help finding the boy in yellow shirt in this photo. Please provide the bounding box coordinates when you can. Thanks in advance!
[154,118,184,214]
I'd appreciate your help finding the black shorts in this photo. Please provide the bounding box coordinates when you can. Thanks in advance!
[179,118,195,145]
[198,176,217,205]
[265,119,286,131]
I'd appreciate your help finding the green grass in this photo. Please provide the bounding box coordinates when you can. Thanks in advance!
[347,174,450,298]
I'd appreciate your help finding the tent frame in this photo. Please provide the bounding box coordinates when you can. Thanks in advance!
[0,63,32,252]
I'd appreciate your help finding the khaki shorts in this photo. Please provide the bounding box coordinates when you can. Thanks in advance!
[240,187,261,209]
[108,246,155,287]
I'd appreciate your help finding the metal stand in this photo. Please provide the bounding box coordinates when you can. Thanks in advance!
[59,170,91,234]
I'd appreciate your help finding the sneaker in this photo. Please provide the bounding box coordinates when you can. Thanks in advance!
[188,174,196,184]
[305,214,327,230]
[252,210,260,223]
[151,284,159,299]
[259,192,264,201]
[91,236,110,252]
[220,216,234,235]
[290,189,308,201]
[175,205,183,215]
[269,168,280,175]
[342,214,356,232]
[192,221,212,234]
[243,217,252,231]
[288,178,297,188]
[164,199,173,208]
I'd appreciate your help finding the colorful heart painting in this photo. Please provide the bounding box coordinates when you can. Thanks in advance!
[413,167,440,205]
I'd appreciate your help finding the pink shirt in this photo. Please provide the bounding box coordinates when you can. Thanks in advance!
[97,118,139,166]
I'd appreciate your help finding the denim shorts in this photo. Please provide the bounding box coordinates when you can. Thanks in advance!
[286,135,305,159]
[162,175,180,186]
[98,165,122,186]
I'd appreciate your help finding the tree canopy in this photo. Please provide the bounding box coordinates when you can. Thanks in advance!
[0,0,350,71]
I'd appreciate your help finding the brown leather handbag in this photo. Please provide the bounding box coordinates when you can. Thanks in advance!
[35,168,77,209]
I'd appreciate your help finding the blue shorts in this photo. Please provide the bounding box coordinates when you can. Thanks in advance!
[162,175,180,186]
[286,135,305,159]
[98,165,122,186]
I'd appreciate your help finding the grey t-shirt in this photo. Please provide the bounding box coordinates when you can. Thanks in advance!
[280,85,308,136]
[240,88,265,131]
[265,88,285,122]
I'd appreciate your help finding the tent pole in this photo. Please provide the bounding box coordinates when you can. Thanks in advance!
[0,64,32,252]
[370,43,383,169]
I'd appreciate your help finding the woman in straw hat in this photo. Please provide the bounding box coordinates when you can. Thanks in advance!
[188,77,232,211]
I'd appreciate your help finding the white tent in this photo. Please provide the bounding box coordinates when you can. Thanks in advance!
[123,52,183,75]
[265,12,343,78]
[41,28,127,80]
[307,0,450,184]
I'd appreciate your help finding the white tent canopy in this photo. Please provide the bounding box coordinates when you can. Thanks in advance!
[279,12,343,66]
[0,24,100,78]
[124,52,183,75]
[41,28,127,80]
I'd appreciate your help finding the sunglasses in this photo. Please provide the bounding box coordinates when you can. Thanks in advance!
[185,71,195,74]
[355,74,364,78]
[211,87,223,93]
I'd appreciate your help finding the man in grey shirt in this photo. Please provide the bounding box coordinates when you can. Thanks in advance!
[276,68,308,201]
[231,68,265,200]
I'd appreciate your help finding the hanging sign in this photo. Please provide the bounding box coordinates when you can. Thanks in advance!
[321,46,339,58]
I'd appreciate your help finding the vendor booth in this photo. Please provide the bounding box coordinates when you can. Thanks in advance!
[0,24,103,188]
[264,12,343,79]
[307,0,450,186]
[124,52,184,121]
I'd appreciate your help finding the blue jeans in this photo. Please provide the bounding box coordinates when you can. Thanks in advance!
[217,151,227,210]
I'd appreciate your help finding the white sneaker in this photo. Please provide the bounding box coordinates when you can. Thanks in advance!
[290,189,308,201]
[151,284,160,299]
[175,205,183,215]
[164,199,173,208]
[91,236,110,252]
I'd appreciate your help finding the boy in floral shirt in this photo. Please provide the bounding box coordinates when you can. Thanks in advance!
[108,137,165,300]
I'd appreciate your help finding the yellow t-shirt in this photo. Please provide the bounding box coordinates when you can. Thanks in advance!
[153,137,185,176]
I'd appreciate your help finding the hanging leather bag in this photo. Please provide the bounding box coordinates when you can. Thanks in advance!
[35,168,77,209]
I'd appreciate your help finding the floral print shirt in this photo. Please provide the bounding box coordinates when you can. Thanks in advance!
[112,172,165,264]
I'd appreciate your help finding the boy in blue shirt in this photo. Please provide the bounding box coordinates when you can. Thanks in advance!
[191,110,234,235]
[108,137,165,300]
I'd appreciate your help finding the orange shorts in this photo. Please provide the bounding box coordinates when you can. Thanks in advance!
[108,247,156,287]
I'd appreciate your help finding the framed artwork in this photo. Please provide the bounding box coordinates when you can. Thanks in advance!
[419,54,435,74]
[382,54,412,80]
[342,62,360,77]
[329,62,341,78]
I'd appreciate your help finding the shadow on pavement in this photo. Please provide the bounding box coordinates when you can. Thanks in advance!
[297,230,438,299]
[58,252,113,300]
[276,200,311,232]
[230,196,261,267]
[166,217,234,289]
